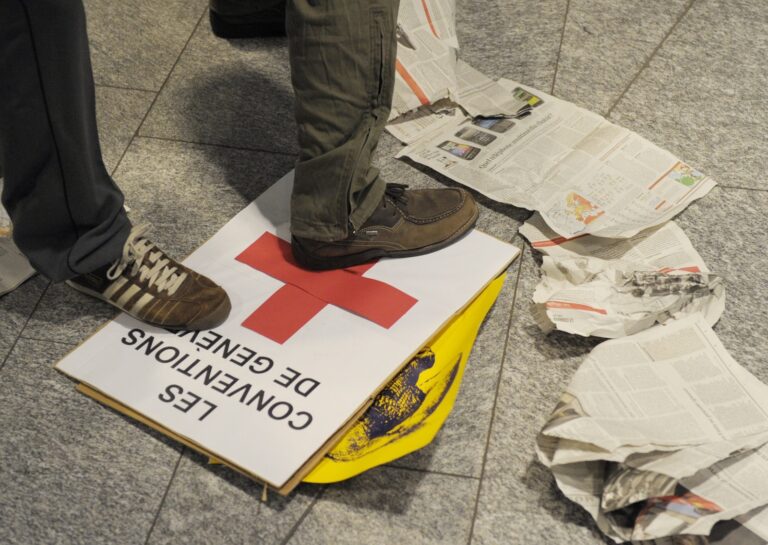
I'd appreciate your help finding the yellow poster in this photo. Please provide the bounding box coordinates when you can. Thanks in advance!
[304,273,506,483]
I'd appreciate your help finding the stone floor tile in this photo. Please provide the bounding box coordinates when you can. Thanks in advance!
[113,138,297,256]
[85,0,208,90]
[20,280,119,347]
[609,0,768,189]
[470,249,606,545]
[288,467,478,545]
[139,23,295,153]
[674,187,768,379]
[95,85,156,172]
[554,0,689,114]
[0,339,181,545]
[148,450,322,545]
[456,0,567,92]
[0,276,48,366]
[21,138,295,345]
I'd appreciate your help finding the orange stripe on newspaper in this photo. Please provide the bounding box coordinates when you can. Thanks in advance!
[420,0,440,38]
[395,59,430,106]
[546,301,608,315]
[658,266,702,274]
[531,233,589,248]
[654,199,667,210]
[675,179,705,205]
[648,163,678,190]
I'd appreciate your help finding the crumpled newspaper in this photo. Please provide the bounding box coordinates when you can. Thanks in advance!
[537,316,768,543]
[521,215,725,338]
[532,255,725,338]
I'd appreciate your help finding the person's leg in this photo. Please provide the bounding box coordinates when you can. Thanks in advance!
[286,0,478,270]
[286,0,398,242]
[0,0,130,282]
[0,0,231,330]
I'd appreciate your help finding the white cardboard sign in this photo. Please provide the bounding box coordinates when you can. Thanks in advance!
[56,172,519,488]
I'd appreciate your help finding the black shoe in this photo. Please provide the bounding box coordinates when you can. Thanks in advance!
[209,6,286,39]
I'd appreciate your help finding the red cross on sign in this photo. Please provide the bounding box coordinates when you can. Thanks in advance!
[236,232,418,344]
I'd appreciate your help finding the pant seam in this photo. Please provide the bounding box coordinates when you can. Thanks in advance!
[343,6,386,233]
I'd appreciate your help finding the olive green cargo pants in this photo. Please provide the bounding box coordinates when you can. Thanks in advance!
[213,0,400,241]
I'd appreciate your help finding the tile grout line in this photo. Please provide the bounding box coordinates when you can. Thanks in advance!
[466,238,527,545]
[384,463,481,481]
[279,488,327,545]
[138,134,297,158]
[17,336,78,347]
[133,11,207,543]
[605,0,697,118]
[717,184,768,193]
[550,0,571,94]
[143,448,186,545]
[108,6,208,179]
[0,281,51,373]
[95,82,158,95]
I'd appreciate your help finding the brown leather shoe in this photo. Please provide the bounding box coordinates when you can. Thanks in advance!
[291,184,479,270]
[67,225,231,330]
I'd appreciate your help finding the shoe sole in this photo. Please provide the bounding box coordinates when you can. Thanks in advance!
[292,205,480,271]
[65,280,231,331]
[209,10,286,39]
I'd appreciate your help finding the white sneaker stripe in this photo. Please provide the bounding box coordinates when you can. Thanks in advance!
[116,284,141,308]
[103,276,128,300]
[131,293,155,315]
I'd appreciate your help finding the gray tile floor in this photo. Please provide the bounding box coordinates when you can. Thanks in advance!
[2,0,767,543]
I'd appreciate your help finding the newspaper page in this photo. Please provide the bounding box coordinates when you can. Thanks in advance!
[544,315,768,451]
[0,208,10,237]
[537,315,768,542]
[0,238,36,296]
[624,432,768,481]
[521,214,708,270]
[521,216,725,337]
[392,0,459,117]
[453,60,532,118]
[737,504,768,541]
[0,179,10,237]
[386,99,463,144]
[629,445,768,540]
[387,64,534,143]
[397,80,717,239]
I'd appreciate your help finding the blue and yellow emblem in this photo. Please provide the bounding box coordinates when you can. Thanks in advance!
[304,273,506,483]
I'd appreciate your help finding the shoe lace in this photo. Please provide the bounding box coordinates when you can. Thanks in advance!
[106,224,188,295]
[383,183,409,208]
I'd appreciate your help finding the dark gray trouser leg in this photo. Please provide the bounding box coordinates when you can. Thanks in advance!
[286,0,400,241]
[0,0,130,282]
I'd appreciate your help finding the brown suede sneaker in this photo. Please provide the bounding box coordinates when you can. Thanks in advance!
[291,184,479,270]
[66,225,231,330]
